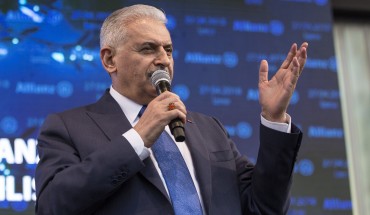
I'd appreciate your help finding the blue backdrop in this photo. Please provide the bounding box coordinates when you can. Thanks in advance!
[0,0,351,214]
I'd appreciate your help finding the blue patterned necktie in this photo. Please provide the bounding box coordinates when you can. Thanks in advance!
[138,106,203,215]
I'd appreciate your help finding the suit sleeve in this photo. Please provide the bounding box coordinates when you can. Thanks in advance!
[211,116,302,215]
[237,123,302,215]
[35,114,145,215]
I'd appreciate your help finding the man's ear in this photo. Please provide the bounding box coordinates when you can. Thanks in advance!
[100,47,116,75]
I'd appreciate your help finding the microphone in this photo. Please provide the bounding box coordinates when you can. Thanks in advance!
[150,70,185,142]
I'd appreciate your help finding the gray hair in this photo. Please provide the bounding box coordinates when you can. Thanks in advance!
[100,4,167,49]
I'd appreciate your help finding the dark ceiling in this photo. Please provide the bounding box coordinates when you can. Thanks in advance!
[332,0,370,20]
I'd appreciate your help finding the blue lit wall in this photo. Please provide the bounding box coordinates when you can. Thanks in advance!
[0,0,351,214]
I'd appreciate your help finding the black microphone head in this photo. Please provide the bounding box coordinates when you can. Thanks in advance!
[151,70,171,87]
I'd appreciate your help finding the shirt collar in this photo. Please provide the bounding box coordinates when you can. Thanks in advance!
[109,86,143,125]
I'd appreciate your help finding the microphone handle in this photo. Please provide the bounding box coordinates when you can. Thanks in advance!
[156,81,185,142]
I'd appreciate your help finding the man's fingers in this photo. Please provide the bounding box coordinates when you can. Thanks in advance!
[299,42,309,50]
[297,43,308,74]
[287,42,308,72]
[165,101,187,116]
[155,91,180,101]
[259,60,269,83]
[292,57,300,76]
[146,92,187,124]
[280,43,297,69]
[290,57,300,85]
[158,99,187,123]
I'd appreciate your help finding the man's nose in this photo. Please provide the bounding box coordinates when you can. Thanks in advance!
[154,47,171,67]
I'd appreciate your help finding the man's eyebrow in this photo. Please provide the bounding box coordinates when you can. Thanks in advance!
[140,41,172,47]
[141,41,156,46]
[163,43,173,47]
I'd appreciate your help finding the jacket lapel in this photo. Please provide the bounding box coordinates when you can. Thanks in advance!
[184,115,212,215]
[139,158,171,202]
[85,90,170,201]
[85,90,131,140]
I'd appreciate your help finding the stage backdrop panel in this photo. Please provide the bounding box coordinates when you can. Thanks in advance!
[0,0,351,214]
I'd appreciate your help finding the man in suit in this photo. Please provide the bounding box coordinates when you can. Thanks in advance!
[35,4,308,215]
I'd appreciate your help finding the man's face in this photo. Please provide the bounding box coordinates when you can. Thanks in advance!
[108,18,174,105]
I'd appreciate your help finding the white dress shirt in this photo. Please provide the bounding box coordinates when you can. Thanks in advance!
[109,86,292,214]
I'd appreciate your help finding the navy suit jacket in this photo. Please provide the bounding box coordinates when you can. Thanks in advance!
[35,90,302,215]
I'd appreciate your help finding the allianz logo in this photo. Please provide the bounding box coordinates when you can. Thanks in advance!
[233,20,284,36]
[15,81,73,98]
[184,52,239,68]
[308,126,344,138]
[305,56,337,71]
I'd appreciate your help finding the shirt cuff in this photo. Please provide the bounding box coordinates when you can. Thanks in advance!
[122,128,150,160]
[260,113,292,133]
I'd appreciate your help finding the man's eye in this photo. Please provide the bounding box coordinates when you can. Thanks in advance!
[141,47,153,52]
[166,48,173,53]
[165,48,173,55]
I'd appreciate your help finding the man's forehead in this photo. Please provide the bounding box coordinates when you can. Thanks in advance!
[126,19,172,45]
[127,18,167,32]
